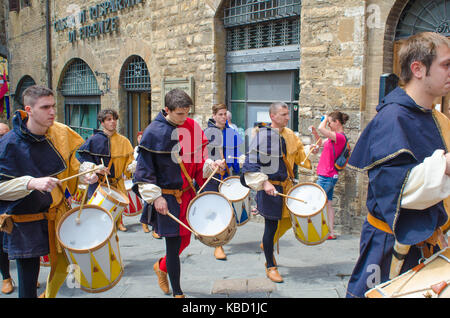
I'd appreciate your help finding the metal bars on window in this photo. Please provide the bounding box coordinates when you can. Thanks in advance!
[121,56,151,92]
[60,59,102,96]
[395,0,450,39]
[226,17,299,51]
[224,0,301,28]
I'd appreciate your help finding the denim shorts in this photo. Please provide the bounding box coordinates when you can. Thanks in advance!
[316,175,338,201]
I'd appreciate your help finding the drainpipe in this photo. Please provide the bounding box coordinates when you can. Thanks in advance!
[45,0,52,89]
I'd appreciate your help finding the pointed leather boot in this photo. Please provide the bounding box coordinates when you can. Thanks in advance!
[214,246,227,260]
[266,266,283,283]
[1,278,13,294]
[153,260,170,294]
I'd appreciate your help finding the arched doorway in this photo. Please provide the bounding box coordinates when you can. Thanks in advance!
[393,0,450,117]
[120,55,151,146]
[13,75,35,111]
[223,0,302,139]
[60,58,102,140]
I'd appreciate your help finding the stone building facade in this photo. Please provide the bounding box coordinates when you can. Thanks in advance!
[2,0,450,234]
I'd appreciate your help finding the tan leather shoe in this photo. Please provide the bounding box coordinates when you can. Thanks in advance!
[153,260,170,295]
[118,224,128,232]
[1,278,13,294]
[214,246,227,260]
[142,224,150,233]
[152,231,161,239]
[174,294,186,298]
[266,266,283,283]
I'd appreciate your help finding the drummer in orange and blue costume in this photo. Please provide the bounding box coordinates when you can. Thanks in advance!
[0,85,99,298]
[202,103,243,260]
[346,32,450,298]
[76,109,135,232]
[241,102,317,283]
[133,88,224,298]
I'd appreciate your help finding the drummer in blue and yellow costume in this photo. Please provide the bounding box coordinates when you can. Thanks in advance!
[134,88,224,298]
[0,85,99,298]
[77,108,135,232]
[241,102,317,283]
[202,103,243,260]
[346,32,450,298]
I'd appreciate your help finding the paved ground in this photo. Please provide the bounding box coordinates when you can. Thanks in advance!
[1,213,361,299]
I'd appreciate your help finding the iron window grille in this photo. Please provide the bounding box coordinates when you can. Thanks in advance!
[395,0,450,39]
[224,0,301,52]
[60,59,102,96]
[121,56,151,92]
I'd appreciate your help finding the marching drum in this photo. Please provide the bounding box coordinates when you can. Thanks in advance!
[218,176,251,226]
[366,247,450,298]
[71,184,87,208]
[123,179,143,217]
[187,192,236,247]
[40,255,50,267]
[87,185,129,222]
[286,182,329,246]
[56,205,124,293]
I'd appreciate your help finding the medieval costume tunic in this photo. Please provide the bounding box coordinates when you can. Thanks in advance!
[77,130,134,198]
[346,87,450,298]
[134,110,208,238]
[241,125,311,239]
[202,118,243,192]
[0,110,84,297]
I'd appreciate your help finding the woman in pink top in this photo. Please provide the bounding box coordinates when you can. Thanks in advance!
[310,111,349,240]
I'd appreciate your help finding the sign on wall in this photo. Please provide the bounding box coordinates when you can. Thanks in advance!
[161,77,195,113]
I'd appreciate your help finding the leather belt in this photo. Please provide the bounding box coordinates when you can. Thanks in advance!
[161,186,191,204]
[10,212,48,223]
[367,213,393,234]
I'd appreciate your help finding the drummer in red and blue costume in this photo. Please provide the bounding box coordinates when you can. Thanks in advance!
[133,88,224,298]
[77,109,135,232]
[241,102,316,283]
[202,103,243,260]
[346,32,450,298]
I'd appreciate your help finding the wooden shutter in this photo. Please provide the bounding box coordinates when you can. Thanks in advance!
[9,0,19,12]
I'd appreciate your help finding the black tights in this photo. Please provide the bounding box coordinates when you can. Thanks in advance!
[16,257,40,298]
[263,218,278,268]
[165,236,183,296]
[0,233,11,280]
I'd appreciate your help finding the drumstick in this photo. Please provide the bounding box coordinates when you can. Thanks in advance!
[166,211,199,238]
[228,155,240,160]
[198,166,219,194]
[301,138,321,166]
[101,158,112,194]
[75,187,88,225]
[211,176,230,186]
[274,191,307,204]
[59,164,105,183]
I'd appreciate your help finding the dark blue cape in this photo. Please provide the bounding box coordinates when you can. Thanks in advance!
[202,118,243,192]
[77,131,115,197]
[134,111,187,236]
[241,126,288,220]
[0,111,66,258]
[346,87,448,297]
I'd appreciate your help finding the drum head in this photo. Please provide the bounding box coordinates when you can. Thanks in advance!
[219,176,249,202]
[187,192,233,236]
[57,205,114,252]
[287,183,327,217]
[99,185,129,206]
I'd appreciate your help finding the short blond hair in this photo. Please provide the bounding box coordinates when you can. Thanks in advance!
[212,103,227,115]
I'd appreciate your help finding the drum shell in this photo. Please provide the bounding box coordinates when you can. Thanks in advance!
[286,182,329,246]
[56,205,124,293]
[187,192,237,247]
[87,184,129,222]
[218,176,251,226]
[123,180,143,217]
[365,247,450,298]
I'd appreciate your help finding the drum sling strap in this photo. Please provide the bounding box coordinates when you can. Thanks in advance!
[161,153,197,204]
